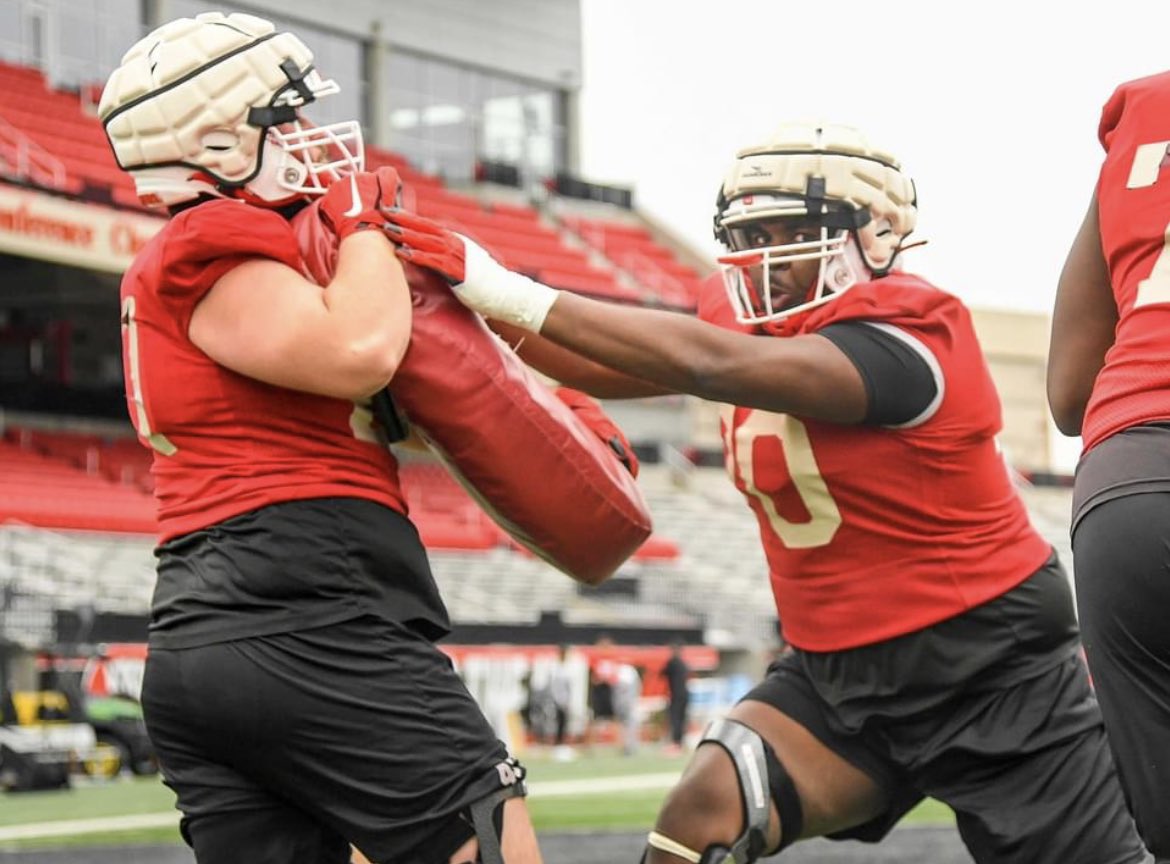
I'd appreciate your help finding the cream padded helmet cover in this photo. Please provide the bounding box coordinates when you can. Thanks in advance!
[721,122,917,237]
[99,12,316,183]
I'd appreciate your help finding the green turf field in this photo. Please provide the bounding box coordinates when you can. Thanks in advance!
[0,748,954,850]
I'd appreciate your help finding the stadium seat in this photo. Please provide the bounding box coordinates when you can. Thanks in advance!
[399,461,503,552]
[559,214,703,308]
[537,266,639,301]
[0,62,149,208]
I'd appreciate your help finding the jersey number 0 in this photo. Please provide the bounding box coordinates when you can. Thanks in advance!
[720,406,842,549]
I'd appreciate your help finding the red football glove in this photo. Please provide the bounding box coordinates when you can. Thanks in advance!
[554,386,640,478]
[381,209,467,284]
[384,208,559,332]
[317,167,403,241]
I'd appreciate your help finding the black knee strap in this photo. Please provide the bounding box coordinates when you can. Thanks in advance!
[761,739,802,852]
[464,758,527,864]
[700,717,804,858]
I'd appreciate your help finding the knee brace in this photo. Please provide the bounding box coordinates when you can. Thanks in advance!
[437,757,528,864]
[645,717,804,864]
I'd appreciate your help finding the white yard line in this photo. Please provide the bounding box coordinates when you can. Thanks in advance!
[531,772,681,796]
[0,812,180,841]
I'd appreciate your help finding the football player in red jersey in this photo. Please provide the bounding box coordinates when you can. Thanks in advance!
[1049,71,1170,861]
[383,123,1147,864]
[100,12,542,864]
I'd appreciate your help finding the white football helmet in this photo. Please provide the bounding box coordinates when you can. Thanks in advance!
[713,122,918,325]
[99,12,364,208]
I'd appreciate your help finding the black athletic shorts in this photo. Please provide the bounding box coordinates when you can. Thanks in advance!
[743,557,1146,864]
[142,616,520,864]
[1073,423,1170,858]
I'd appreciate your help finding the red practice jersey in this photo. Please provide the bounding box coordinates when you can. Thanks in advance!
[120,198,406,541]
[1082,70,1170,452]
[698,273,1051,651]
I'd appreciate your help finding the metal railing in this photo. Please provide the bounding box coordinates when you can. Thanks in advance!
[0,113,66,190]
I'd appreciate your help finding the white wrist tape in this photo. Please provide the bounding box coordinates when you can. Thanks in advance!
[456,234,560,332]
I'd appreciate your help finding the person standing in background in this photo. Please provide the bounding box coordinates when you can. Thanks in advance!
[550,644,576,761]
[586,635,618,751]
[662,642,690,755]
[613,662,643,756]
[1048,68,1170,860]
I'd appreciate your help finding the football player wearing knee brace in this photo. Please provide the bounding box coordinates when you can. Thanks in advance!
[384,122,1146,864]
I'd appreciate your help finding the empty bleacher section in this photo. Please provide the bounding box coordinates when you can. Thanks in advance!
[0,460,753,642]
[559,214,706,310]
[0,420,701,634]
[0,521,156,617]
[0,421,1081,651]
[0,56,709,310]
[0,421,678,551]
[5,425,152,490]
[0,60,137,206]
[0,428,155,534]
[631,467,772,645]
[0,112,66,192]
[398,460,503,551]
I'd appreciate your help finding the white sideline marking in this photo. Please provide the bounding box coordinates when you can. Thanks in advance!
[0,773,683,841]
[531,771,680,796]
[0,812,180,841]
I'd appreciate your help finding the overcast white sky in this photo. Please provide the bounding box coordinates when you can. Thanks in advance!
[577,0,1170,317]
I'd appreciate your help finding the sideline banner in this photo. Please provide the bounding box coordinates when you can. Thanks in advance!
[0,183,162,273]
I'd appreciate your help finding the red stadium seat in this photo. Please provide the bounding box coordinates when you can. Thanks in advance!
[399,461,503,553]
[537,266,640,301]
[633,535,682,561]
[559,214,705,309]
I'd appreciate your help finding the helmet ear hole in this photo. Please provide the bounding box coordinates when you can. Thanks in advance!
[202,130,239,152]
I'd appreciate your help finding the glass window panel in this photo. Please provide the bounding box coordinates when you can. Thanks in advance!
[0,0,142,83]
[99,3,145,79]
[0,4,22,64]
[57,0,97,68]
[380,49,565,182]
[386,51,425,109]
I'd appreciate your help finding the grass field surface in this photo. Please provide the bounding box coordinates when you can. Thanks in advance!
[0,747,954,850]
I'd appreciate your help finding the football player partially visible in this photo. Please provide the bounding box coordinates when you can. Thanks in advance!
[1049,68,1170,860]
